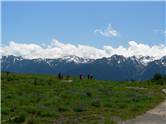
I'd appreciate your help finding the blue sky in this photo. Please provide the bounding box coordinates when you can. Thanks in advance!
[2,1,165,48]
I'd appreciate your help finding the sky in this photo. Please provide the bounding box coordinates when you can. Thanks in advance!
[1,1,166,59]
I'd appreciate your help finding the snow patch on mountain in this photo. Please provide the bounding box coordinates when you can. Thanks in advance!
[136,56,156,66]
[60,55,94,64]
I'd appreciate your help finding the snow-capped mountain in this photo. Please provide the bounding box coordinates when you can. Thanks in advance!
[59,55,94,64]
[1,55,166,81]
[137,56,155,65]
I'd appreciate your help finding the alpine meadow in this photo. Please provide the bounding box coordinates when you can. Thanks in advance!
[1,1,166,124]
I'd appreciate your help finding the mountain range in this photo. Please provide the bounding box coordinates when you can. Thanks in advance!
[1,55,166,81]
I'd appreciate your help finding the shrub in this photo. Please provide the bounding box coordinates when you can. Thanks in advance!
[152,73,162,81]
[73,105,86,112]
[33,78,37,85]
[26,106,36,114]
[156,79,164,85]
[38,110,57,117]
[14,111,27,123]
[86,91,92,97]
[27,118,39,124]
[10,107,16,112]
[118,103,127,109]
[91,100,101,107]
[1,107,10,115]
[7,76,13,81]
[151,73,166,85]
[58,107,68,112]
[104,103,112,108]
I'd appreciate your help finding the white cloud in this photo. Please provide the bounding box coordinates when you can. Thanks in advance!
[94,24,119,37]
[1,39,166,59]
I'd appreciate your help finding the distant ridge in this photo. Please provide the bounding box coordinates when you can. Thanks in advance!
[1,55,166,81]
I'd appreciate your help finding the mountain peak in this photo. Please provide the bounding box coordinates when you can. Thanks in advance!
[60,55,93,64]
[1,54,166,81]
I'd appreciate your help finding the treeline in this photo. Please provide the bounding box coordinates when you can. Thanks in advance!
[151,73,166,85]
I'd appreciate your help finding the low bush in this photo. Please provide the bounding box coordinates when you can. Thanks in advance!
[14,111,27,123]
[86,91,92,97]
[73,105,86,112]
[91,99,101,107]
[38,110,57,117]
[58,107,68,112]
[27,117,39,124]
[1,107,10,115]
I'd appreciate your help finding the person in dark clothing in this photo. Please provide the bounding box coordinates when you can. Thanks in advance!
[87,74,90,80]
[90,74,93,80]
[6,71,9,76]
[80,74,83,80]
[58,73,61,80]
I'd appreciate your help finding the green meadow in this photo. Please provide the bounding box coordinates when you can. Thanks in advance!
[1,72,166,124]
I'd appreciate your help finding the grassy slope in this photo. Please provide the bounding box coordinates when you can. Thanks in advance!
[1,72,166,124]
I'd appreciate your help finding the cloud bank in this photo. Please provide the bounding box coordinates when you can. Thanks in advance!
[94,24,119,37]
[1,39,166,59]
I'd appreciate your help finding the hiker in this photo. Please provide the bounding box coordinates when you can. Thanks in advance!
[58,73,62,80]
[80,74,83,80]
[87,74,90,80]
[90,74,93,80]
[6,71,9,76]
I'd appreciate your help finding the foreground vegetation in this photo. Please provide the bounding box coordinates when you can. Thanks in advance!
[1,72,166,124]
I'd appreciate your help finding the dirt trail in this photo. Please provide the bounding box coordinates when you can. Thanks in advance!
[123,89,166,124]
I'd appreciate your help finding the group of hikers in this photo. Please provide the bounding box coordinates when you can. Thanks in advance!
[58,73,94,80]
[58,73,69,80]
[80,74,93,80]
